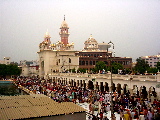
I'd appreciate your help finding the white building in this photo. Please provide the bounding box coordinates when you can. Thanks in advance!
[0,57,11,65]
[141,54,160,67]
[20,60,39,77]
[37,16,79,78]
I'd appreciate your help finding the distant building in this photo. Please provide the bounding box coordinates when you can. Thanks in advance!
[76,35,132,71]
[38,16,79,78]
[0,57,10,65]
[19,60,39,77]
[141,54,160,67]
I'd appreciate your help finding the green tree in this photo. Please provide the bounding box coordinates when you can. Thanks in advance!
[70,68,76,73]
[95,61,107,73]
[77,68,86,73]
[147,67,158,74]
[134,58,150,74]
[156,61,160,71]
[111,62,123,74]
[122,68,132,75]
[0,64,21,77]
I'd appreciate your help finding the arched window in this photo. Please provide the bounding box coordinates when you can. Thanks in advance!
[69,58,71,63]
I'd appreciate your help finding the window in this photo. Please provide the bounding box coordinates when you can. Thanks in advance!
[86,61,88,65]
[69,58,71,63]
[82,61,85,65]
[90,61,92,65]
[93,61,95,65]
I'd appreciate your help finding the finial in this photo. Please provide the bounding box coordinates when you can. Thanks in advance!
[45,29,50,37]
[64,15,65,21]
[46,29,49,35]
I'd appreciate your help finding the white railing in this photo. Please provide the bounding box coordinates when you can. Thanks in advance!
[50,73,158,81]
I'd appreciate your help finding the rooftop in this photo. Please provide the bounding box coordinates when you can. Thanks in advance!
[0,94,86,120]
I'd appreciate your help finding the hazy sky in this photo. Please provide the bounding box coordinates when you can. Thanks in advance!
[0,0,160,62]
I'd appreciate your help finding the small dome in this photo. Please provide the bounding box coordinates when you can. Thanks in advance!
[61,20,69,28]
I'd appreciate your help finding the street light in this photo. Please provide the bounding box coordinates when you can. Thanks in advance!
[107,41,115,119]
[110,60,114,120]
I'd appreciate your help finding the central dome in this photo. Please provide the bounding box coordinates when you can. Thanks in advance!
[83,34,99,51]
[85,34,98,44]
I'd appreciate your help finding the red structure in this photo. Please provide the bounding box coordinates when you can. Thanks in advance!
[59,15,70,46]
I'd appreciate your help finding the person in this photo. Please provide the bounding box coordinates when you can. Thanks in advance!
[92,115,97,120]
[139,112,145,120]
[99,112,103,120]
[147,110,153,120]
[120,109,124,120]
[123,111,130,120]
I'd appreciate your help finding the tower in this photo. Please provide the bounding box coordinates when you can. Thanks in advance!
[59,15,70,46]
[39,30,51,51]
[44,30,51,45]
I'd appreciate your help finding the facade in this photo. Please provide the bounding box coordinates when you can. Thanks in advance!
[0,57,10,65]
[37,17,132,77]
[76,35,132,71]
[141,54,160,67]
[38,17,79,78]
[19,60,39,77]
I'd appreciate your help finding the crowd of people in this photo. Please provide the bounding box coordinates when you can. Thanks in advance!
[14,76,160,120]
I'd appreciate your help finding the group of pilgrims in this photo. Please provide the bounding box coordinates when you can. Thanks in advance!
[14,76,160,120]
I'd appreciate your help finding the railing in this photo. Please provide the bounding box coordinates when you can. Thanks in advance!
[50,73,158,81]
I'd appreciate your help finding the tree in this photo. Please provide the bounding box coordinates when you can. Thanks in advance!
[111,62,123,74]
[134,58,150,74]
[0,64,21,78]
[122,68,132,75]
[147,67,158,74]
[77,68,86,73]
[156,61,160,71]
[95,61,107,73]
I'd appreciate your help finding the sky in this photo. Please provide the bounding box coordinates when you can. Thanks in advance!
[0,0,160,62]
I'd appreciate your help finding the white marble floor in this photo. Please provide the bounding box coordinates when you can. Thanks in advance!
[77,102,120,120]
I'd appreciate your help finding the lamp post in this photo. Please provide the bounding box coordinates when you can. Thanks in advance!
[108,41,115,120]
[110,60,114,120]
